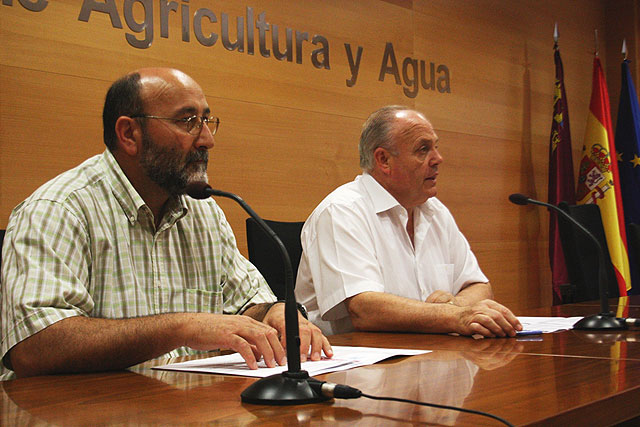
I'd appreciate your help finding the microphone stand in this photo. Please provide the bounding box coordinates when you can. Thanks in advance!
[187,183,329,405]
[509,193,626,330]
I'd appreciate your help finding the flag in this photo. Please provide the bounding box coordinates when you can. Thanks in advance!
[615,58,640,293]
[576,56,630,296]
[548,46,576,304]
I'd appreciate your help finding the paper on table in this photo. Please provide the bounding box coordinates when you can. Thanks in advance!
[152,346,430,378]
[517,316,584,333]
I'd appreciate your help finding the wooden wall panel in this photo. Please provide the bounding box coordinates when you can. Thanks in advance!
[2,0,638,311]
[0,67,107,214]
[605,0,640,121]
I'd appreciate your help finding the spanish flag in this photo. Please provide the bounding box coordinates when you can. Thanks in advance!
[576,56,630,296]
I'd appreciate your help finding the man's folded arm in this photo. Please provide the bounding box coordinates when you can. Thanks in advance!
[5,311,288,377]
[448,281,494,306]
[345,290,521,337]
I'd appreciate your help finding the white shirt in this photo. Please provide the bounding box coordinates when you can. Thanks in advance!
[295,173,488,335]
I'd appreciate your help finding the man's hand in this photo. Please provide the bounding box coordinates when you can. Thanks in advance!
[181,313,286,369]
[262,303,333,362]
[426,290,456,304]
[456,299,522,337]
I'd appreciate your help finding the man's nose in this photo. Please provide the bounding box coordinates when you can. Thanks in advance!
[431,147,443,165]
[195,124,215,150]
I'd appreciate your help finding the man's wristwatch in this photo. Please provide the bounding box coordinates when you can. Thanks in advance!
[270,300,308,319]
[295,302,309,319]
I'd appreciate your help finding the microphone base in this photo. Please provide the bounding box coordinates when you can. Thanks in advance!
[241,370,331,406]
[573,313,628,330]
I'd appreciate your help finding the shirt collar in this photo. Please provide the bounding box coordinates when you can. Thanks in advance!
[360,173,402,214]
[359,172,435,217]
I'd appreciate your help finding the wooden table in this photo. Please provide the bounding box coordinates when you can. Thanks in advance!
[2,300,640,426]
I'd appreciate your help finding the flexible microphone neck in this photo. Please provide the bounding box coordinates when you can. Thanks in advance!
[510,195,608,292]
[186,181,302,373]
[187,182,330,404]
[509,193,625,330]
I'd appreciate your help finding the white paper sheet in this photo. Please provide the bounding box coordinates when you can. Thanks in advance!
[516,316,583,333]
[152,346,430,378]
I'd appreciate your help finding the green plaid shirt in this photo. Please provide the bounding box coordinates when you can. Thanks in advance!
[0,150,275,379]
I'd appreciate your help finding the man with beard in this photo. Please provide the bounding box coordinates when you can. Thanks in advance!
[0,68,331,379]
[295,106,522,337]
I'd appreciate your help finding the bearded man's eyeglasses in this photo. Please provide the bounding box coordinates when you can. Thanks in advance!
[131,114,220,135]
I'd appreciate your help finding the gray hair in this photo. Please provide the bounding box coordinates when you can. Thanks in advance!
[358,105,410,171]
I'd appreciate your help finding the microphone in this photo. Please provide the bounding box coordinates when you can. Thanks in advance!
[508,193,626,330]
[185,182,329,404]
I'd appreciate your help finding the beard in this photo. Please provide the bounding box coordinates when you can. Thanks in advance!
[139,132,209,196]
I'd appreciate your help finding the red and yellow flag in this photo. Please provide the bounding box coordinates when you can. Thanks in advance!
[576,57,630,296]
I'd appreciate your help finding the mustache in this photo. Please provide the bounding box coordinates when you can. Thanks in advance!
[186,150,208,163]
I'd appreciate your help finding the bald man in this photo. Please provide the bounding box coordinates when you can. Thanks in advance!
[296,105,522,338]
[0,68,331,379]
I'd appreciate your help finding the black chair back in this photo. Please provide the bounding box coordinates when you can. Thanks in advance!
[557,202,619,303]
[245,218,304,300]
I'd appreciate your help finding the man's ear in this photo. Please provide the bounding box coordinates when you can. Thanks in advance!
[373,147,392,175]
[114,116,142,156]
